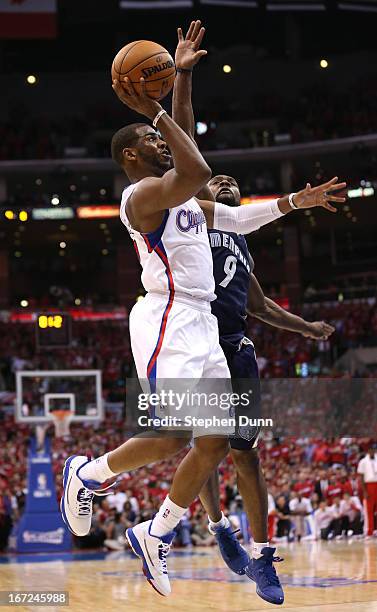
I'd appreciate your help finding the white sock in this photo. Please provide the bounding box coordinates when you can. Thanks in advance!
[78,453,117,483]
[252,541,269,559]
[208,512,229,531]
[150,496,188,537]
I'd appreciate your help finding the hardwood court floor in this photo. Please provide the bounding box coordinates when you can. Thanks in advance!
[1,540,377,612]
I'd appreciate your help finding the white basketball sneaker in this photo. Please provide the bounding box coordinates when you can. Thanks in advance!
[126,519,175,596]
[61,455,116,537]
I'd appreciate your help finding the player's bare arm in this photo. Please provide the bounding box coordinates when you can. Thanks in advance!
[247,273,335,340]
[173,20,215,202]
[173,20,207,140]
[197,176,347,232]
[112,77,211,231]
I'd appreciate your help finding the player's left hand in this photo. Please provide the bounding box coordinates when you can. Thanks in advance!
[175,20,207,70]
[302,321,335,340]
[294,177,347,212]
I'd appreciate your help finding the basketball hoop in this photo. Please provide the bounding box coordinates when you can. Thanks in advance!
[50,410,73,438]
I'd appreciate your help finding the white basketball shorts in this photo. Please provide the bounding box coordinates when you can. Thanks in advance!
[129,292,234,438]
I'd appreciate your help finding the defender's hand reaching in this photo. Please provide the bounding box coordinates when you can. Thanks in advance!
[293,177,347,212]
[175,20,207,71]
[302,321,335,340]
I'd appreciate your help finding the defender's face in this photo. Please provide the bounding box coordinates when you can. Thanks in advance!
[208,175,240,207]
[134,126,172,174]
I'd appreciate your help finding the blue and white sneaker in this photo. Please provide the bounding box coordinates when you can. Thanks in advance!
[209,519,250,575]
[60,455,116,537]
[126,520,175,596]
[245,547,284,605]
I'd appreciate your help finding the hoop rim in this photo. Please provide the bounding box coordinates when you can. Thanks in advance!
[50,409,74,421]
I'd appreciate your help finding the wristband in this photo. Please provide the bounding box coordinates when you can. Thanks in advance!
[176,67,193,73]
[288,192,298,210]
[152,109,167,128]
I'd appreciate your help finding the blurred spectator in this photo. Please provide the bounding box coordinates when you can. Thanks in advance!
[107,490,127,514]
[275,495,291,541]
[191,512,215,547]
[357,443,377,537]
[289,493,313,542]
[314,501,336,540]
[0,492,13,551]
[104,512,128,551]
[340,492,363,536]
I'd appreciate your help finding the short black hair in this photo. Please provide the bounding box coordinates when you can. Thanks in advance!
[111,122,146,167]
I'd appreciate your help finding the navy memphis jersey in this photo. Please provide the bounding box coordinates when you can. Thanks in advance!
[208,230,254,342]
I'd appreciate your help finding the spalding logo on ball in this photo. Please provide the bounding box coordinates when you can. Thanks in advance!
[111,40,176,101]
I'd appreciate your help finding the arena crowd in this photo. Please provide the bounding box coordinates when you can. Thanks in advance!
[0,297,376,551]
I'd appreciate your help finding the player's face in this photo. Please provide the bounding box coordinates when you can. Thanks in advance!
[135,126,172,176]
[208,175,240,206]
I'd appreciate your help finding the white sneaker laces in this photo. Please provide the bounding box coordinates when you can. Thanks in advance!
[158,541,171,574]
[77,488,94,516]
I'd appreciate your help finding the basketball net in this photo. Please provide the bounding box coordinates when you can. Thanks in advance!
[50,410,73,439]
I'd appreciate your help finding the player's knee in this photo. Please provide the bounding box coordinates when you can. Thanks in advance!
[154,436,188,459]
[195,437,229,465]
[231,448,260,475]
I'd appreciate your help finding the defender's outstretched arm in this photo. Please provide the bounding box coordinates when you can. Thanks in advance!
[198,176,347,232]
[247,273,335,339]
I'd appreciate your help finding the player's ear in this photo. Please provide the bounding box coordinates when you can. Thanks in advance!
[123,147,137,162]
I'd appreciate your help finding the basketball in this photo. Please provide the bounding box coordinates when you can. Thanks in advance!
[111,40,175,101]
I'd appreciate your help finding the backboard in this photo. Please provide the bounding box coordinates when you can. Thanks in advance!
[15,370,103,424]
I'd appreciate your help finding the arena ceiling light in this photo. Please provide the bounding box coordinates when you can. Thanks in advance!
[266,0,326,9]
[120,0,193,7]
[348,187,374,198]
[77,206,119,219]
[32,208,74,220]
[338,1,377,12]
[196,122,208,135]
[241,194,281,205]
[200,0,257,6]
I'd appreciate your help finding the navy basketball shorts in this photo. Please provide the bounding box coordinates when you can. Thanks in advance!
[220,336,261,451]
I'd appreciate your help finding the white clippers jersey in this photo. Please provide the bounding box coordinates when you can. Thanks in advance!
[120,182,216,302]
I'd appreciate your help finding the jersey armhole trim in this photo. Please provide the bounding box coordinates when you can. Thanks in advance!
[120,184,137,228]
[141,209,170,253]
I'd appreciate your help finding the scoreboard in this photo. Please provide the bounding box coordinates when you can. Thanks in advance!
[36,313,71,348]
